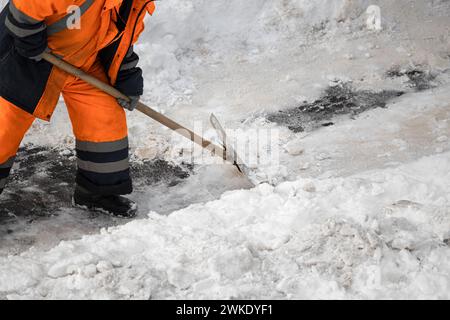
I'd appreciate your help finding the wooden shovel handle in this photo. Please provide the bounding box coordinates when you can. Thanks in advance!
[41,52,226,158]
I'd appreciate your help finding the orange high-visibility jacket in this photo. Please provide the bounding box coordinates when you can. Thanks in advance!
[0,0,155,120]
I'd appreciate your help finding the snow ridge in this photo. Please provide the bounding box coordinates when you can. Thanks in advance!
[1,152,449,299]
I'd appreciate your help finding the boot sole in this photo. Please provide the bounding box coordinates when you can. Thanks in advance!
[71,197,137,219]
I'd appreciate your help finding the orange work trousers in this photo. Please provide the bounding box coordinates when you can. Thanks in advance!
[0,60,132,195]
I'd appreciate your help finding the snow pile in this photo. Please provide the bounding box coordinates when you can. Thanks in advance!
[136,0,450,110]
[143,0,369,50]
[137,0,371,107]
[1,152,449,299]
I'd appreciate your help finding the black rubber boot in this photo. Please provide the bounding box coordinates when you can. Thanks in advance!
[72,186,138,218]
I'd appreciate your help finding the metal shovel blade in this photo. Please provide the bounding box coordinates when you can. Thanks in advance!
[210,114,253,181]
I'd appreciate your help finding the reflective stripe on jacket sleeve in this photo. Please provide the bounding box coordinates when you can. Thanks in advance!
[5,0,46,38]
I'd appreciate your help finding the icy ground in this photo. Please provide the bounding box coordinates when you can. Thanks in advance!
[1,0,450,299]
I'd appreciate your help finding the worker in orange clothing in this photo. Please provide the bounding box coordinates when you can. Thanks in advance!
[0,0,156,218]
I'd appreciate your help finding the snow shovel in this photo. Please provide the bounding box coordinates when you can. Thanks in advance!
[41,52,253,184]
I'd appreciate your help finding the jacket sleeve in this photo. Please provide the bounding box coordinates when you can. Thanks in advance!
[4,0,75,58]
[114,46,144,97]
[4,0,47,58]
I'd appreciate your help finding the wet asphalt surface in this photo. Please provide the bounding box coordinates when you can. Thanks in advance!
[267,66,437,133]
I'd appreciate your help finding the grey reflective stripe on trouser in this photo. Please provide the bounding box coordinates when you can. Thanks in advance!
[0,178,7,189]
[47,0,95,36]
[76,137,129,153]
[9,1,41,24]
[5,16,46,37]
[0,156,15,169]
[76,138,129,174]
[77,158,129,174]
[75,137,131,195]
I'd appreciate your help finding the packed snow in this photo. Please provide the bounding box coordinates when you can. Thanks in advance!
[1,0,450,299]
[1,151,450,299]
